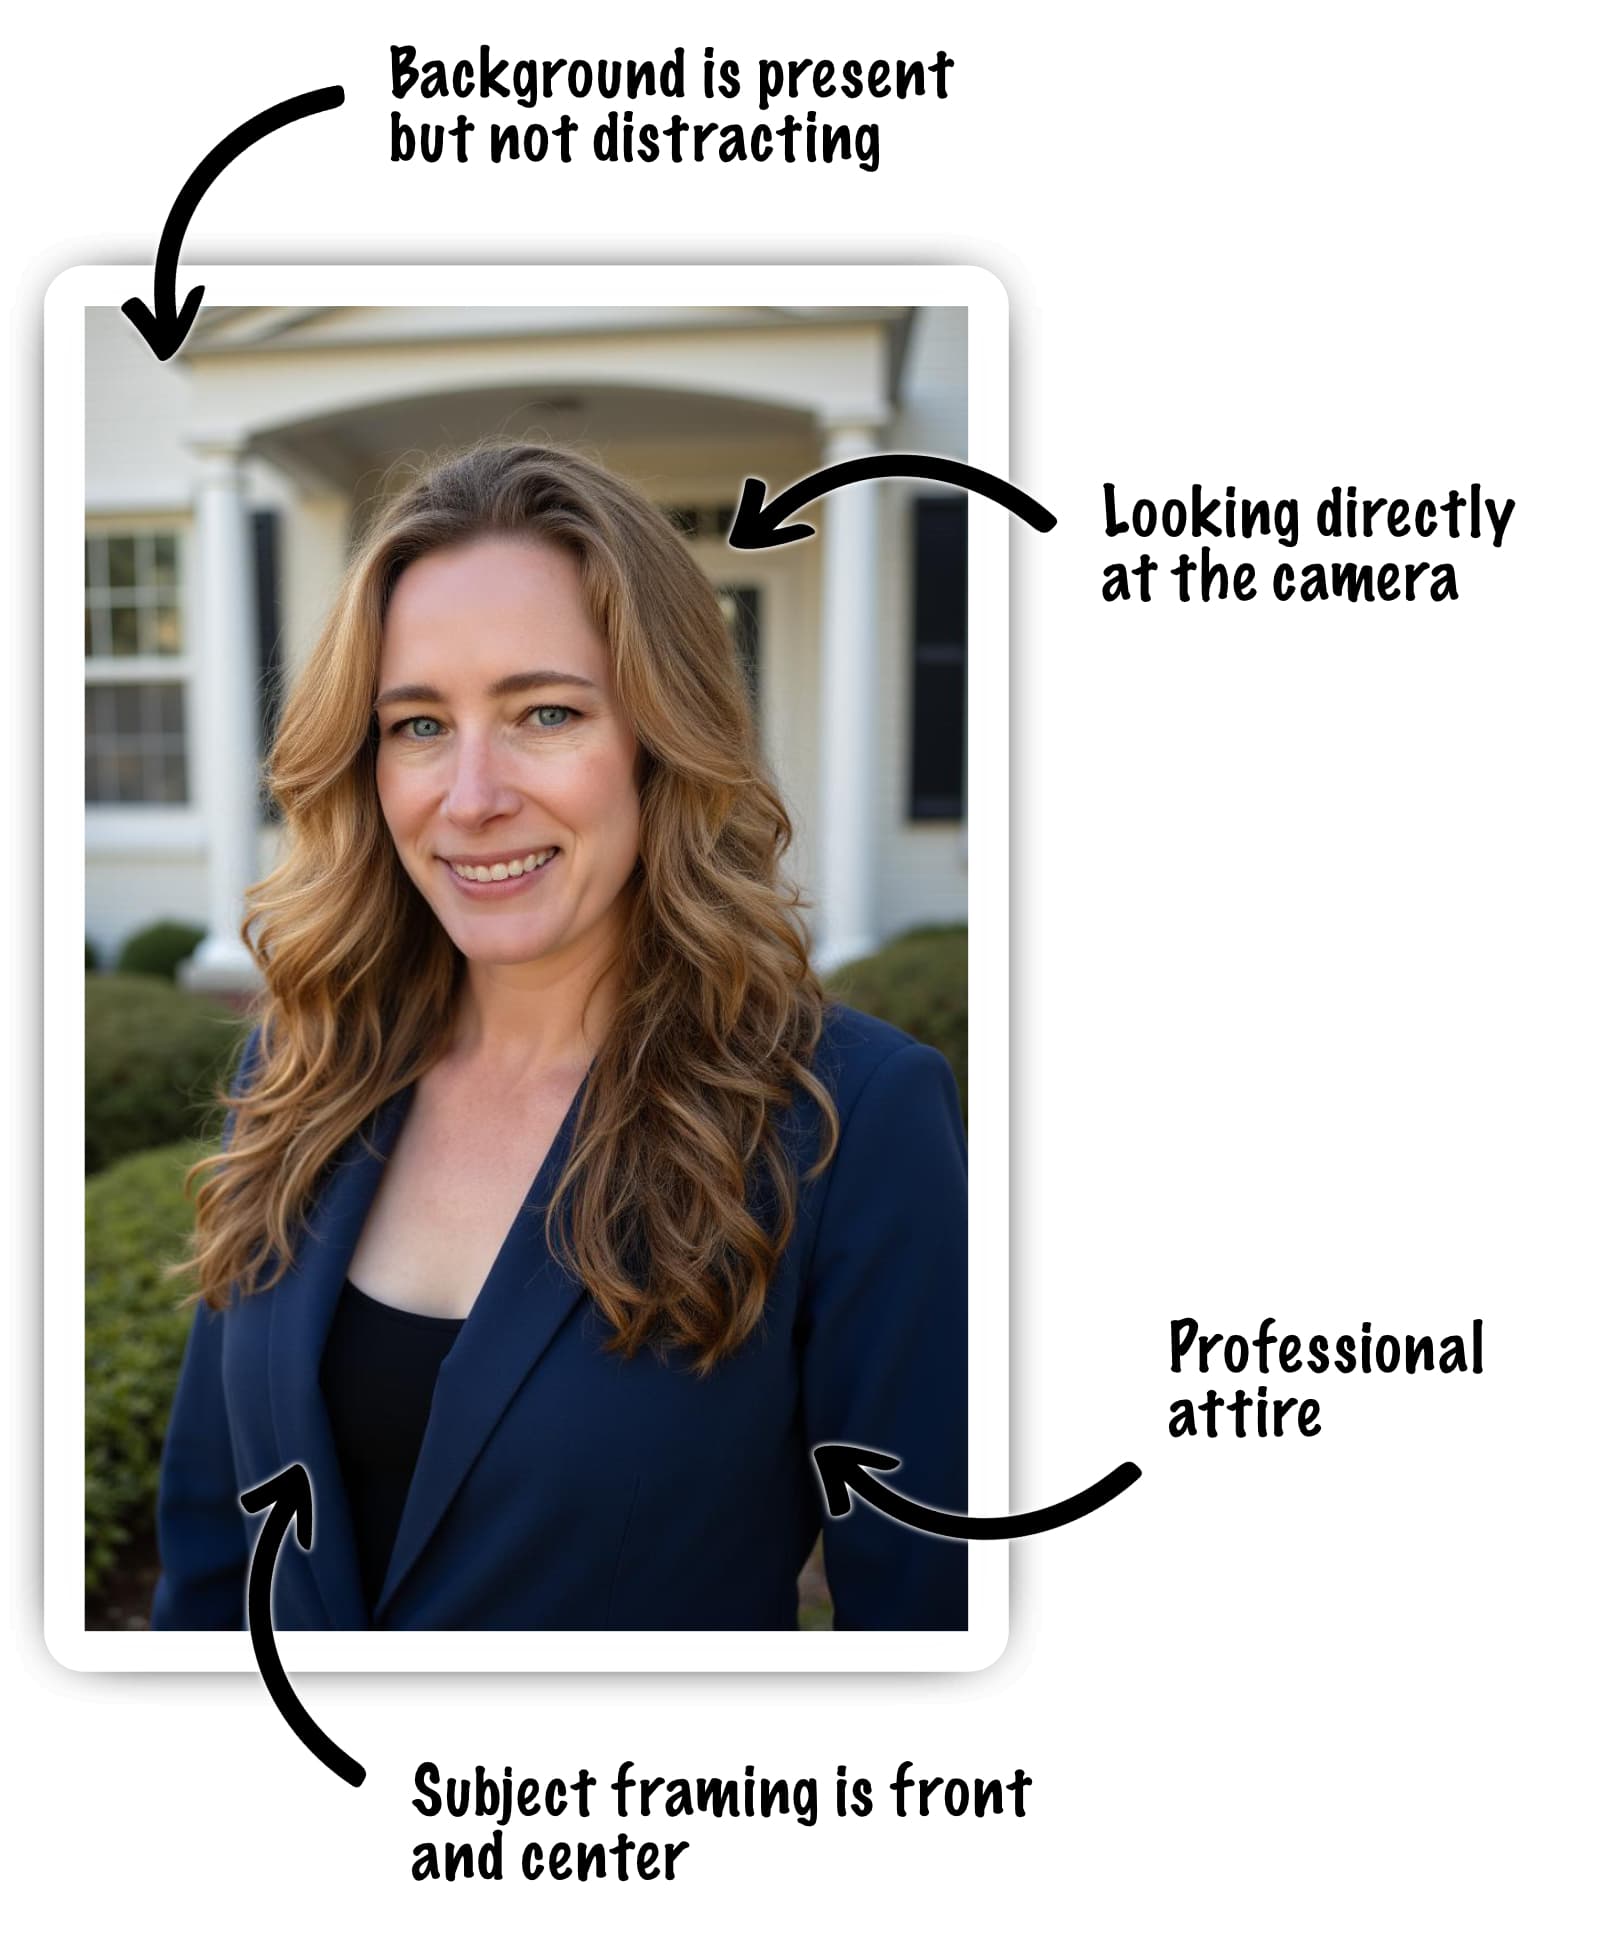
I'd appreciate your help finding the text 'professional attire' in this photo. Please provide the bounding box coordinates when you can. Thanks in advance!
[151,1004,969,1631]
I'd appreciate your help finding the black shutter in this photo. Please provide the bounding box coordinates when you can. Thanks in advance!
[908,496,968,820]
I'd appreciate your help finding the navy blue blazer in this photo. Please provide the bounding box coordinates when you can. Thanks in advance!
[150,1004,969,1631]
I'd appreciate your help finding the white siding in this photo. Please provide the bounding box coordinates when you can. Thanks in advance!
[85,308,193,511]
[86,856,207,967]
[896,307,969,461]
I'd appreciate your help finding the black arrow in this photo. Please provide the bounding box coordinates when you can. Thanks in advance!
[240,1465,365,1788]
[812,1444,1141,1541]
[728,455,1057,551]
[123,86,345,361]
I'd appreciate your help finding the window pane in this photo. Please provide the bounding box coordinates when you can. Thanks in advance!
[84,531,190,807]
[106,536,137,589]
[107,752,143,802]
[151,752,188,802]
[108,605,140,656]
[85,527,185,655]
[85,682,189,806]
[148,604,182,654]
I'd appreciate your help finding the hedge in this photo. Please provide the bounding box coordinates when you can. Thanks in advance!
[116,918,207,982]
[85,975,248,1174]
[84,1140,204,1599]
[826,923,967,1114]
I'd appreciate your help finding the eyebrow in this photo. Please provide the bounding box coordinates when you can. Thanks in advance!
[372,670,600,709]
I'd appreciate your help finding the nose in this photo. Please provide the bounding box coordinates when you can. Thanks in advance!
[440,724,522,828]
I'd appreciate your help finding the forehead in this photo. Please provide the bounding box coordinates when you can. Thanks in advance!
[379,535,610,688]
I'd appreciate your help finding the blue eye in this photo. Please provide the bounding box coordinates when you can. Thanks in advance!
[532,704,574,728]
[394,716,443,740]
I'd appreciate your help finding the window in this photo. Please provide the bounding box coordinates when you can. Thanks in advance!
[84,524,190,806]
[85,684,187,804]
[716,584,762,713]
[908,496,968,820]
[661,501,737,540]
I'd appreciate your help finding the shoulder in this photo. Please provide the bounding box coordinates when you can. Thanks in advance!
[218,1020,266,1146]
[807,1001,962,1138]
[793,1007,966,1262]
[812,1001,918,1101]
[230,1019,267,1093]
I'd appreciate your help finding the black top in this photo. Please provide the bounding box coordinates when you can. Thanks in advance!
[318,1280,465,1614]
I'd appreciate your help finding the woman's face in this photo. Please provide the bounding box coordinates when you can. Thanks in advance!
[374,535,641,975]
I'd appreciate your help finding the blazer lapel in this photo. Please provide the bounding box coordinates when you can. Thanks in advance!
[373,1084,589,1621]
[267,1088,413,1630]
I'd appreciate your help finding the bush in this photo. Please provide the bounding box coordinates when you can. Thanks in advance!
[85,1141,205,1598]
[85,975,248,1174]
[116,919,207,982]
[85,937,98,973]
[827,924,967,1115]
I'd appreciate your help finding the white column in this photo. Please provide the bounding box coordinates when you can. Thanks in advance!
[814,419,881,973]
[181,440,263,993]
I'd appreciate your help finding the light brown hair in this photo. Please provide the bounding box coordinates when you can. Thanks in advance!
[185,442,839,1366]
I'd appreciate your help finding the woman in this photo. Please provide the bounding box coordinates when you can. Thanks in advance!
[151,442,968,1632]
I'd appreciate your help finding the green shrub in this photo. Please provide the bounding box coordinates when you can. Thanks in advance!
[827,924,967,1115]
[116,919,207,982]
[85,975,247,1174]
[85,937,98,973]
[85,1140,205,1598]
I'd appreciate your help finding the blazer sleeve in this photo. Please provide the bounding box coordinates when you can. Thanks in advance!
[800,1040,969,1630]
[148,1024,261,1631]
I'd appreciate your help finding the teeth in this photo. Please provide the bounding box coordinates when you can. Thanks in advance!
[450,849,555,883]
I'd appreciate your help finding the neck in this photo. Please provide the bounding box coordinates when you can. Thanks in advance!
[449,908,628,1083]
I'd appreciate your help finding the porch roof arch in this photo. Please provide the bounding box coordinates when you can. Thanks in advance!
[235,375,828,499]
[182,312,899,482]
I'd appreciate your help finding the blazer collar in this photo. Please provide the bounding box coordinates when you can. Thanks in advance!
[373,1080,589,1619]
[268,1077,590,1629]
[266,1091,410,1629]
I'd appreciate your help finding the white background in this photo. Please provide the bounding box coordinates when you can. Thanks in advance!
[5,2,1596,1934]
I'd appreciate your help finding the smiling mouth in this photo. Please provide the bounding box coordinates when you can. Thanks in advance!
[444,847,560,884]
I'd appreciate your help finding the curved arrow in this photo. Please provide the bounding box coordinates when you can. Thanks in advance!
[729,455,1057,551]
[812,1444,1141,1541]
[240,1465,365,1787]
[122,86,345,361]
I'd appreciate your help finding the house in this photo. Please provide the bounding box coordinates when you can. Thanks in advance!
[84,302,969,978]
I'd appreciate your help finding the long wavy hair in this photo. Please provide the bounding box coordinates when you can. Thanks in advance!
[185,442,839,1368]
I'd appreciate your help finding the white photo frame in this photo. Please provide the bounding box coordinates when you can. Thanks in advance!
[46,263,1009,1674]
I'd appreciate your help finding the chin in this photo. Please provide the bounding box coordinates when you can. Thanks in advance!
[448,919,565,966]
